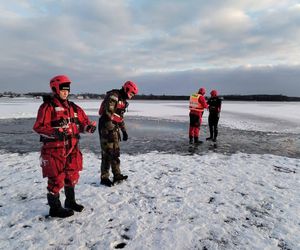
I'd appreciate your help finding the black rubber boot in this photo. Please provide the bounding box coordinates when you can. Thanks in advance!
[206,137,212,141]
[47,193,74,218]
[213,129,218,142]
[194,137,203,144]
[100,178,114,187]
[189,136,193,144]
[113,174,128,184]
[64,186,84,212]
[209,126,214,140]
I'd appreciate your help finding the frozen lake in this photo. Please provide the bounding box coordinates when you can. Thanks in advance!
[0,98,299,158]
[1,97,300,133]
[0,116,299,158]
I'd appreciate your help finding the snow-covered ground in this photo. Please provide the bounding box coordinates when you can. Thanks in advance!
[0,98,299,249]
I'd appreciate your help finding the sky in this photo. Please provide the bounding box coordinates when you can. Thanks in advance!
[0,0,300,96]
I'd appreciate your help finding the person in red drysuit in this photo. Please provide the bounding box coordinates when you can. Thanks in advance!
[188,87,208,144]
[33,75,96,218]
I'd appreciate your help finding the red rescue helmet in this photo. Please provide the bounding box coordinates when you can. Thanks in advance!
[210,89,218,97]
[198,87,206,95]
[122,80,138,99]
[50,75,71,94]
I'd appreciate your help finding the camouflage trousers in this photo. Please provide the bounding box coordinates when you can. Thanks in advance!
[99,127,121,179]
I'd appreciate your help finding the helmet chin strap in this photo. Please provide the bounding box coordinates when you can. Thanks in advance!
[54,92,68,103]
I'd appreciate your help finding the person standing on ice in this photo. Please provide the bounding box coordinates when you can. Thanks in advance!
[33,75,96,218]
[206,89,222,142]
[189,87,208,144]
[98,81,138,187]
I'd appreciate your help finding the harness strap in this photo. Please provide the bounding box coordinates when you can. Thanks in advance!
[40,134,80,143]
[50,117,80,127]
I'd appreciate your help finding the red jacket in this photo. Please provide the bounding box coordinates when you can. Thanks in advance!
[33,96,91,147]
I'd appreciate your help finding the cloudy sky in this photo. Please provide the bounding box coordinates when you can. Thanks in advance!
[1,0,300,96]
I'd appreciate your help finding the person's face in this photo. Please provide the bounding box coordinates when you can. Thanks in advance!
[59,90,69,100]
[128,92,135,99]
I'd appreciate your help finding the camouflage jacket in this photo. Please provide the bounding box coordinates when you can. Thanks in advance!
[98,89,128,131]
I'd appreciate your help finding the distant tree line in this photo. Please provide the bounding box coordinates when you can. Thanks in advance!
[222,94,300,101]
[128,94,300,101]
[0,91,22,97]
[134,94,188,100]
[1,92,300,101]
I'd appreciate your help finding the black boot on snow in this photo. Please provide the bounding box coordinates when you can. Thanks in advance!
[100,178,114,187]
[189,136,193,144]
[213,130,218,142]
[47,193,74,218]
[64,186,84,212]
[113,174,128,184]
[194,137,203,144]
[206,137,213,141]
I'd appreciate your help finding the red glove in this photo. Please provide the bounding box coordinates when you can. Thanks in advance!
[111,113,123,124]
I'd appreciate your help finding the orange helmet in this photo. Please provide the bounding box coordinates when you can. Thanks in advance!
[123,80,138,99]
[50,75,71,94]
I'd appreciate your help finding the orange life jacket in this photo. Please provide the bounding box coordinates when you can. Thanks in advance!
[189,93,204,112]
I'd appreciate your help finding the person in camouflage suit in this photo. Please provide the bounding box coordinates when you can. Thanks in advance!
[98,81,138,187]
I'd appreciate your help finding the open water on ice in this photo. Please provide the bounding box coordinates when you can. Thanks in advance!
[0,116,299,158]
